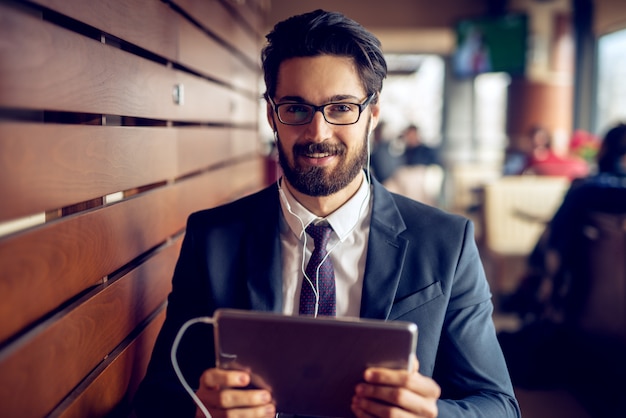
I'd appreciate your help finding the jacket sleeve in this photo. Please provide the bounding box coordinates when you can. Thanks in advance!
[434,220,521,417]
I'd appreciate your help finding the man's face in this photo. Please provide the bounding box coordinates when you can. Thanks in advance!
[268,55,379,197]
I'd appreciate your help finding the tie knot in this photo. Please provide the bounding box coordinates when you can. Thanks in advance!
[306,223,333,248]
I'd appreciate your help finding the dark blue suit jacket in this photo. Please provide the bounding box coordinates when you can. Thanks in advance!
[134,179,520,417]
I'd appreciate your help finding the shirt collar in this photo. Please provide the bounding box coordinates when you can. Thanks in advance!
[279,172,372,241]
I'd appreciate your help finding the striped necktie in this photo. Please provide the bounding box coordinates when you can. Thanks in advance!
[299,223,336,316]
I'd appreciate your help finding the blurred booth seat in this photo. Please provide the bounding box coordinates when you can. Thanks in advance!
[578,212,626,342]
[383,164,445,207]
[507,211,626,418]
[481,175,571,293]
[447,162,502,215]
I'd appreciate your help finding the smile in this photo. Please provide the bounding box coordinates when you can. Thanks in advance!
[306,152,332,158]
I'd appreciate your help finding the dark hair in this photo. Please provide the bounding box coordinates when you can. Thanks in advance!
[261,9,387,102]
[597,122,626,173]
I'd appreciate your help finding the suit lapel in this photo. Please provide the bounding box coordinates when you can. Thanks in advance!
[244,185,284,313]
[360,182,409,320]
[242,182,409,318]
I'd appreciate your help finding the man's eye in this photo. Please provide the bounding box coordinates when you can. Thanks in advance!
[327,103,356,113]
[284,104,311,114]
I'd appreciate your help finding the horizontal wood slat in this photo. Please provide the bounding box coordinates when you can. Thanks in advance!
[0,4,256,124]
[0,239,180,418]
[0,3,171,117]
[221,157,267,199]
[0,156,263,344]
[177,126,260,176]
[232,126,263,157]
[173,0,260,65]
[177,126,231,176]
[229,0,264,39]
[178,14,259,93]
[0,2,265,417]
[0,123,259,222]
[29,0,260,94]
[52,309,168,418]
[176,156,266,218]
[0,187,178,343]
[178,70,258,124]
[0,123,177,222]
[30,0,179,62]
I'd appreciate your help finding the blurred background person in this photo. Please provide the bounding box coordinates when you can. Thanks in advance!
[396,124,441,167]
[498,122,626,418]
[369,120,401,183]
[527,125,589,179]
[502,122,626,319]
[503,125,590,180]
[384,124,444,206]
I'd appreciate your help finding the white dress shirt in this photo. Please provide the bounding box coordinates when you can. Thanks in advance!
[278,172,372,317]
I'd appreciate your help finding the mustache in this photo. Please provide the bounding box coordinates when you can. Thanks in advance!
[293,142,346,156]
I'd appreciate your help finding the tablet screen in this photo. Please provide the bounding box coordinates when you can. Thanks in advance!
[213,309,418,417]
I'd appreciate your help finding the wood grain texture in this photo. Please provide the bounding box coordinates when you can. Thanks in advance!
[175,156,266,219]
[0,123,260,222]
[0,3,172,117]
[177,126,260,176]
[30,0,179,62]
[0,185,179,343]
[173,0,261,65]
[232,126,263,157]
[178,14,259,93]
[0,156,264,344]
[175,70,257,124]
[0,240,179,418]
[28,0,260,96]
[0,2,266,418]
[0,4,256,123]
[51,308,168,418]
[227,0,265,42]
[0,123,177,222]
[177,126,232,175]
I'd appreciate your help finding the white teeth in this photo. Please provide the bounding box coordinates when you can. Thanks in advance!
[307,153,330,158]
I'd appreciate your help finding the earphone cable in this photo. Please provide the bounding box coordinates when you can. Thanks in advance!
[171,316,215,418]
[276,125,373,318]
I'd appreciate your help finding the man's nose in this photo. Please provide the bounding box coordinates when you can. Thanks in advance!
[305,110,333,142]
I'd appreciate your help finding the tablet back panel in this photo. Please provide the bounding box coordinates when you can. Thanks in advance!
[213,309,417,418]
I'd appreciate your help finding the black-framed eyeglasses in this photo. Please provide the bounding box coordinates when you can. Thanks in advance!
[269,93,376,126]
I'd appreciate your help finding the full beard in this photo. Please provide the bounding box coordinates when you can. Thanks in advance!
[277,131,369,197]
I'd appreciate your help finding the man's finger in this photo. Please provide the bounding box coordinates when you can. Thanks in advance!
[363,368,441,399]
[199,368,250,390]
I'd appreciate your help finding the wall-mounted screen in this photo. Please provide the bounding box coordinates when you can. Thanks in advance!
[452,14,528,78]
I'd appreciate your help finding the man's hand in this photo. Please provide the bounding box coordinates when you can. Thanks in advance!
[194,368,275,418]
[351,356,440,418]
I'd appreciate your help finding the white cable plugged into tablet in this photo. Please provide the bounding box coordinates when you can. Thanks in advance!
[171,316,215,418]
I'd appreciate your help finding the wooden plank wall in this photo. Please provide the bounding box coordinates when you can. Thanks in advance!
[0,0,267,416]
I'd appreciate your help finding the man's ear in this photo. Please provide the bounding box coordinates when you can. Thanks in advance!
[369,102,381,133]
[266,102,276,133]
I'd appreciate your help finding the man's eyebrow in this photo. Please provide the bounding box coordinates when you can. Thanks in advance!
[327,94,361,102]
[276,95,306,103]
[276,94,361,103]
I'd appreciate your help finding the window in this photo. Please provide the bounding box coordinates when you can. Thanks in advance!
[595,27,626,134]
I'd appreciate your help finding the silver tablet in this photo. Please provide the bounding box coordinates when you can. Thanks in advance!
[213,308,418,417]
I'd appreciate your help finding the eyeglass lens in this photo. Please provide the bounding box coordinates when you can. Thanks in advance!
[278,102,362,125]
